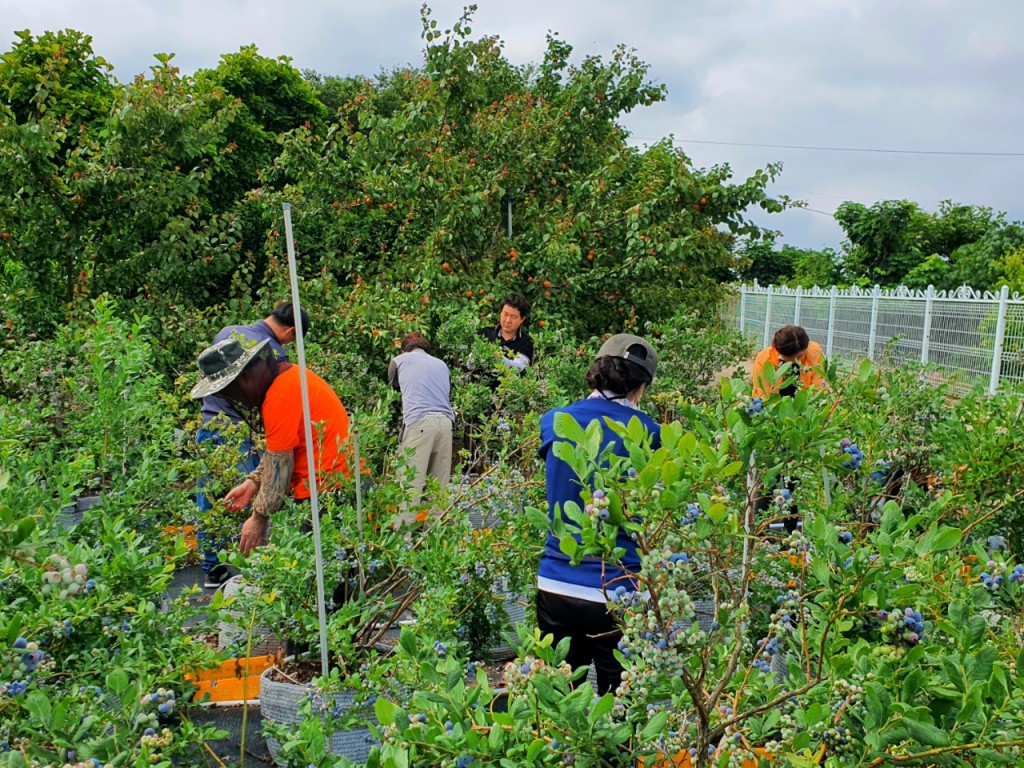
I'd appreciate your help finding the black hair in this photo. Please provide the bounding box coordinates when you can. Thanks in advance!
[585,355,651,396]
[499,293,530,320]
[773,325,810,358]
[272,301,311,336]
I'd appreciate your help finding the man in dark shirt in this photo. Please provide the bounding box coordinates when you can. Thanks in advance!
[479,293,534,370]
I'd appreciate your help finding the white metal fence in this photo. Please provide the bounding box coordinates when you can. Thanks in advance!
[723,283,1024,395]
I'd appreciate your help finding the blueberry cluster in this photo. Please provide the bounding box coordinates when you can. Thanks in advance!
[586,488,612,522]
[869,459,892,484]
[9,637,46,682]
[40,555,94,600]
[771,590,803,634]
[838,438,863,470]
[139,726,173,749]
[503,655,573,691]
[979,559,1022,590]
[745,397,763,415]
[432,640,448,656]
[455,756,472,768]
[139,687,177,717]
[682,502,704,525]
[877,608,924,646]
[753,636,779,674]
[837,529,853,545]
[773,488,792,506]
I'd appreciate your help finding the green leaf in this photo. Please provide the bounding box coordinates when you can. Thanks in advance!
[902,716,948,748]
[559,535,578,558]
[524,506,550,532]
[553,412,586,445]
[640,710,668,741]
[721,460,744,477]
[589,693,614,722]
[105,668,131,700]
[488,722,505,750]
[930,526,962,553]
[660,461,679,487]
[526,738,547,762]
[24,690,50,726]
[399,626,416,657]
[967,646,997,684]
[583,419,603,459]
[374,697,397,726]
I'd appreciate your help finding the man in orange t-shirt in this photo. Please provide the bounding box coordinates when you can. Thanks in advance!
[752,325,826,399]
[190,337,350,555]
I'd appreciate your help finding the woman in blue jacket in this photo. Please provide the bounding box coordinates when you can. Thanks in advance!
[537,333,661,694]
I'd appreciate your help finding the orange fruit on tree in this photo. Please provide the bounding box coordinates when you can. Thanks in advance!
[543,280,552,288]
[442,262,452,272]
[538,319,546,328]
[465,290,474,298]
[700,196,708,205]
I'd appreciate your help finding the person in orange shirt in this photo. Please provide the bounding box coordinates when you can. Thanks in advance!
[751,325,826,399]
[190,337,350,555]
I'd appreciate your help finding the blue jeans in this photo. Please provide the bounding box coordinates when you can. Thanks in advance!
[196,427,260,572]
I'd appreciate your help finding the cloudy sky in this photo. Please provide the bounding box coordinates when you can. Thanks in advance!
[3,0,1023,250]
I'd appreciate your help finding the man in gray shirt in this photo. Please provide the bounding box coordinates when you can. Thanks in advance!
[388,333,454,521]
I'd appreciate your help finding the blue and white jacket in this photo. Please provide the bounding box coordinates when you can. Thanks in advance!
[537,397,661,602]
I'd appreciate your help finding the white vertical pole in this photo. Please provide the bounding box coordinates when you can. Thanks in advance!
[867,285,880,361]
[507,198,513,238]
[921,285,935,365]
[763,285,774,349]
[989,285,1010,395]
[282,203,330,677]
[739,286,747,335]
[794,286,802,326]
[826,286,837,358]
[353,418,363,539]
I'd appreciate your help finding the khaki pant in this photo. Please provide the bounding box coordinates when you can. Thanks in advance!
[395,413,453,525]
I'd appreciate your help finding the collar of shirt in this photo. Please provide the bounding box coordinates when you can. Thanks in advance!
[587,389,640,410]
[495,325,521,340]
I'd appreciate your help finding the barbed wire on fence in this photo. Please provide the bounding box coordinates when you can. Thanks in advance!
[724,283,1024,396]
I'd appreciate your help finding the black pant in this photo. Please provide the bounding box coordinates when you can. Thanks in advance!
[536,590,623,695]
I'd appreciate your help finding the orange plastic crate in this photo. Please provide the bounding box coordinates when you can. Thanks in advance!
[162,525,198,551]
[639,747,771,767]
[186,655,276,704]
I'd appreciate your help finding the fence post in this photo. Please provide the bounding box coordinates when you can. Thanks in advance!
[920,285,935,365]
[867,285,880,361]
[794,286,802,325]
[739,285,747,335]
[826,286,837,357]
[763,285,773,349]
[989,285,1010,395]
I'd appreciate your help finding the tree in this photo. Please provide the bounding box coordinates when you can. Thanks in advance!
[946,222,1024,291]
[193,46,327,211]
[790,246,841,287]
[0,29,114,128]
[735,239,796,285]
[835,200,922,285]
[244,5,789,341]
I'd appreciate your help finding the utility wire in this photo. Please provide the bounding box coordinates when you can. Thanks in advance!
[633,136,1024,158]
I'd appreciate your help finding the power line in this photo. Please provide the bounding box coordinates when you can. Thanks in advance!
[793,206,837,217]
[633,136,1024,158]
